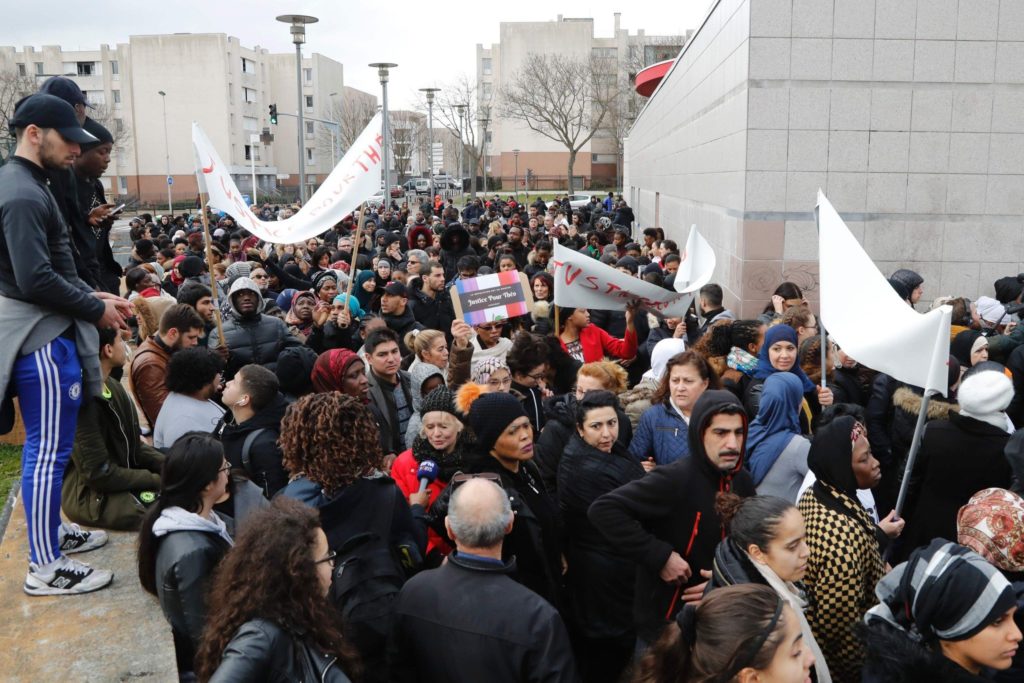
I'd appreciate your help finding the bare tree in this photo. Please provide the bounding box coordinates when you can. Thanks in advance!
[316,92,378,166]
[0,68,36,164]
[88,102,132,152]
[413,74,494,197]
[499,52,619,194]
[389,111,426,183]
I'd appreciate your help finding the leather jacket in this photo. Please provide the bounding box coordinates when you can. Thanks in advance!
[209,618,352,682]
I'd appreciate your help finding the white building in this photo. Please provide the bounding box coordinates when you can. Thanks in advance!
[477,14,684,191]
[0,34,376,206]
[625,0,1024,314]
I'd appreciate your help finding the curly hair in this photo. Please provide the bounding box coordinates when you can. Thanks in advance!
[193,498,360,681]
[652,350,722,405]
[278,392,383,493]
[166,347,225,394]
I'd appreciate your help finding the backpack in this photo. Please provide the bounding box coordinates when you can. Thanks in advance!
[328,483,411,666]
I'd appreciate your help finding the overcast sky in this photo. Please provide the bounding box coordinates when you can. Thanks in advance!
[3,0,708,108]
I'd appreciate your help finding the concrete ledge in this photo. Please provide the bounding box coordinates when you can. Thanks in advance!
[0,496,176,681]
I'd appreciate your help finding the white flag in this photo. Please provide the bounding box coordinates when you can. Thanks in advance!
[817,191,951,396]
[673,225,716,295]
[192,113,383,244]
[552,242,695,316]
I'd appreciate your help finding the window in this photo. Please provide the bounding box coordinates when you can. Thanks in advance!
[305,121,314,137]
[110,60,119,75]
[34,62,43,75]
[305,95,313,109]
[243,116,258,132]
[76,62,94,76]
[592,47,618,59]
[112,89,121,104]
[303,67,313,83]
[243,87,257,103]
[485,130,492,144]
[481,58,492,76]
[17,63,25,77]
[306,147,315,163]
[118,176,128,193]
[644,44,683,67]
[87,91,105,105]
[481,83,492,100]
[241,57,256,74]
[114,118,123,134]
[244,144,252,161]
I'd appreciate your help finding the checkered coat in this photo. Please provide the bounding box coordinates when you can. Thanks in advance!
[798,483,884,683]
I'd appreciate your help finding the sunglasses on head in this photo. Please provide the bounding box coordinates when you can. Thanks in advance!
[450,471,502,489]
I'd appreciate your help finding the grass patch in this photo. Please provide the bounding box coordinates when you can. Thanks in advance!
[0,443,20,502]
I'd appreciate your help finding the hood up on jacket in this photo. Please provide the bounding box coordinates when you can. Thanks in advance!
[227,276,266,317]
[440,223,471,253]
[807,415,860,498]
[408,224,433,249]
[409,362,445,412]
[686,389,749,480]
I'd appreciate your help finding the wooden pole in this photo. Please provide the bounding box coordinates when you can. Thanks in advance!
[554,304,561,337]
[197,195,226,345]
[342,203,368,316]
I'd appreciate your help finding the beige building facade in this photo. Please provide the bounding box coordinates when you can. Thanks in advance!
[0,34,375,206]
[477,14,684,191]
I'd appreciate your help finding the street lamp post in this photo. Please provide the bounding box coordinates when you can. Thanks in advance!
[369,63,398,203]
[479,116,490,196]
[512,149,520,201]
[418,87,440,199]
[157,90,171,213]
[328,91,340,167]
[277,14,319,204]
[455,103,467,194]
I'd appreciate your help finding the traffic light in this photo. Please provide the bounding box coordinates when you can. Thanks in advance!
[269,104,278,125]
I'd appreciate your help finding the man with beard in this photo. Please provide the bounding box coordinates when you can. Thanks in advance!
[379,281,423,357]
[0,94,133,595]
[130,303,205,427]
[589,391,755,649]
[209,277,301,379]
[409,261,454,336]
[505,225,529,270]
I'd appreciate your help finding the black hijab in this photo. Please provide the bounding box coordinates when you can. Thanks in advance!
[807,415,877,539]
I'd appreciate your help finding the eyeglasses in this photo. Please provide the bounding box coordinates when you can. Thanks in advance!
[487,376,513,388]
[450,471,502,489]
[316,550,337,568]
[251,273,269,280]
[527,372,546,381]
[218,462,232,474]
[477,322,505,332]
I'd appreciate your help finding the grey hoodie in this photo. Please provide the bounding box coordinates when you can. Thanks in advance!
[405,362,445,446]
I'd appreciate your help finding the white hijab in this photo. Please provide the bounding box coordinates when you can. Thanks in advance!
[641,338,687,383]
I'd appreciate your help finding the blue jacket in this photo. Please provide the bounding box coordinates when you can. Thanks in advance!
[630,401,690,465]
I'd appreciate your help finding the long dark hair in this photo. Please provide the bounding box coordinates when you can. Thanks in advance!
[652,350,721,406]
[137,433,224,596]
[716,493,797,554]
[634,584,787,683]
[194,498,360,681]
[762,282,804,314]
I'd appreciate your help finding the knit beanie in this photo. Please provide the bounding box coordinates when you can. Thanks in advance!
[225,261,252,284]
[275,346,318,397]
[420,386,460,421]
[179,255,205,278]
[957,487,1024,572]
[957,369,1013,429]
[312,270,338,293]
[994,274,1024,304]
[889,268,923,292]
[467,391,526,453]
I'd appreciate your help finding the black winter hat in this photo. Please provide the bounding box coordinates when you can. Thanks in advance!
[178,255,205,278]
[420,386,460,420]
[275,346,318,397]
[994,274,1024,304]
[467,391,527,452]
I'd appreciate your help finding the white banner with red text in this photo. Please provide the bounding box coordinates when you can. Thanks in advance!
[191,113,382,244]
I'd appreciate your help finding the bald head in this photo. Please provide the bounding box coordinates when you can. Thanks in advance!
[445,478,513,551]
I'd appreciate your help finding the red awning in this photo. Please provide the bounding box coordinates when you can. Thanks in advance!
[635,59,674,97]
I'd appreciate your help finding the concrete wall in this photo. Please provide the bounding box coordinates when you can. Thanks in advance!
[626,0,1024,316]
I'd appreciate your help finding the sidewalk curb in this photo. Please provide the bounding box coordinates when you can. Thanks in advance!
[0,484,16,547]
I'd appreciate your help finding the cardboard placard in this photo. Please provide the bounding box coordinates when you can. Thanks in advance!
[450,270,534,325]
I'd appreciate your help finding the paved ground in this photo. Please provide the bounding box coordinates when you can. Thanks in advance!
[0,497,176,682]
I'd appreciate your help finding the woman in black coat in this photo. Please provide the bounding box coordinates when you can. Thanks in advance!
[557,391,644,683]
[897,368,1015,563]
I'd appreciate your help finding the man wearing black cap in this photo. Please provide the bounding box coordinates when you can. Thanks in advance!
[380,281,423,356]
[0,93,133,595]
[73,118,123,294]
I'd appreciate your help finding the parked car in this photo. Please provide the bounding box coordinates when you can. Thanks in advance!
[366,190,386,208]
[568,193,593,209]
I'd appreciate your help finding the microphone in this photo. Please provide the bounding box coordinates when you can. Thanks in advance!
[416,460,439,495]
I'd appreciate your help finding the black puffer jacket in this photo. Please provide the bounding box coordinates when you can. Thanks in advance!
[208,618,352,682]
[558,434,644,640]
[218,393,290,499]
[536,393,633,495]
[861,620,991,683]
[209,278,301,379]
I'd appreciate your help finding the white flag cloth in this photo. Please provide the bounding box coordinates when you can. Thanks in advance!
[552,242,696,316]
[192,113,383,244]
[673,225,716,295]
[817,191,951,396]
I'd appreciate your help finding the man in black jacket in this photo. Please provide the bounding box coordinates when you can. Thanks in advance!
[389,477,578,683]
[218,364,289,499]
[408,261,454,340]
[588,390,755,646]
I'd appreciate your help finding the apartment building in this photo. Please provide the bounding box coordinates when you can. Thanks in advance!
[476,14,684,191]
[0,34,375,205]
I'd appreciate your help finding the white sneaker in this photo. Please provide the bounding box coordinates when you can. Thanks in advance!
[59,522,108,554]
[23,556,114,596]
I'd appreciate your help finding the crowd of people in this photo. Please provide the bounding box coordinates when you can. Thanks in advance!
[6,76,1024,683]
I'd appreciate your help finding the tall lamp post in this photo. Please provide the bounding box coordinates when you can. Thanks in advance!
[418,87,440,199]
[157,90,172,213]
[276,14,319,204]
[369,63,398,201]
[478,114,490,196]
[512,149,520,201]
[455,103,467,193]
[328,91,340,167]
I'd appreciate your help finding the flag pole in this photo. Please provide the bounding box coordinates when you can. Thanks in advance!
[198,196,225,345]
[894,391,931,518]
[815,202,827,390]
[342,203,368,317]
